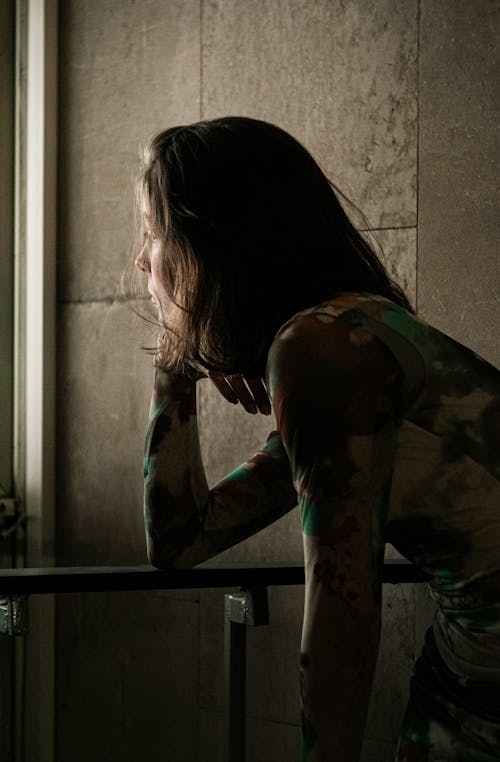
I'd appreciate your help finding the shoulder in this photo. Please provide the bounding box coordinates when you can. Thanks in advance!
[268,293,398,366]
[270,291,409,351]
[272,292,370,340]
[266,294,405,405]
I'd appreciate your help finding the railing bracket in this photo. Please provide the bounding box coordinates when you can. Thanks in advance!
[0,595,29,636]
[225,586,269,627]
[224,587,269,762]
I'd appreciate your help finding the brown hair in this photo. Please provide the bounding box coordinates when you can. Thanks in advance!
[135,116,413,376]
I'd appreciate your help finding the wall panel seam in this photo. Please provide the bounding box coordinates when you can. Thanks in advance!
[416,0,421,314]
[200,0,203,120]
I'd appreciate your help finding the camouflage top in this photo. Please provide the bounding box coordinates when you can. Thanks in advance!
[143,291,500,756]
[283,294,500,578]
[330,294,500,685]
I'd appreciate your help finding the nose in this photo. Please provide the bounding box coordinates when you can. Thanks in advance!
[135,243,150,273]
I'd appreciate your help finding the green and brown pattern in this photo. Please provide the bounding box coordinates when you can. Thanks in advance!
[143,292,500,760]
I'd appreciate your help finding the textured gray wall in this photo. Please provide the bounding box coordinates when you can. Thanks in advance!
[56,2,201,760]
[418,1,500,366]
[55,1,499,761]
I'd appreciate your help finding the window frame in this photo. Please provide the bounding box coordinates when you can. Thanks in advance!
[0,1,15,504]
[13,1,58,760]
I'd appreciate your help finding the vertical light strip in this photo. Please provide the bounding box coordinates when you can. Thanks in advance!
[23,1,57,760]
[0,0,15,500]
[25,0,56,564]
[14,5,28,760]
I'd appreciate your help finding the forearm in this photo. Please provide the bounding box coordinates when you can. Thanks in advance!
[144,368,210,567]
[299,528,382,762]
[143,369,298,569]
[300,606,380,761]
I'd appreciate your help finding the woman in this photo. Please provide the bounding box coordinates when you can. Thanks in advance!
[134,116,500,761]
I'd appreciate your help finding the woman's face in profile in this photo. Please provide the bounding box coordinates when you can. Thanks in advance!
[135,199,165,309]
[135,197,184,331]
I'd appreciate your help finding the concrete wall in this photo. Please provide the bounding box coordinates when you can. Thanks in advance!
[56,3,201,760]
[54,1,499,761]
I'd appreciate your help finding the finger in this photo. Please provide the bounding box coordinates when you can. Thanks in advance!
[208,373,239,405]
[226,377,258,414]
[244,377,272,415]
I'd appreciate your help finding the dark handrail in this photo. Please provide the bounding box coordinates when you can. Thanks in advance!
[0,560,433,762]
[0,559,430,595]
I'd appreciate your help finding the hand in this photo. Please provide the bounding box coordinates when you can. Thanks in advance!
[208,373,272,415]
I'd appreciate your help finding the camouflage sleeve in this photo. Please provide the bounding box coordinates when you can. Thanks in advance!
[143,368,297,568]
[267,310,405,761]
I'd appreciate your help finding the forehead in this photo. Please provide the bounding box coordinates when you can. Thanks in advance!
[140,183,165,232]
[141,197,155,233]
[141,194,151,218]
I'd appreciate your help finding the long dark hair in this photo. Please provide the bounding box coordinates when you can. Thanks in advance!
[136,116,413,376]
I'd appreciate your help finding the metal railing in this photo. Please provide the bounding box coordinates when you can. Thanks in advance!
[0,561,430,762]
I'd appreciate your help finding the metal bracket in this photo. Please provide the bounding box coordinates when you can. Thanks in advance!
[0,595,29,636]
[0,497,26,538]
[225,587,270,627]
[0,498,18,517]
[224,587,270,762]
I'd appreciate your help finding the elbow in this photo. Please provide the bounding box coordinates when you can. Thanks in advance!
[146,541,180,570]
[147,550,182,571]
[146,541,196,571]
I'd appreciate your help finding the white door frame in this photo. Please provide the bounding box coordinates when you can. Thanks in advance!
[16,0,58,759]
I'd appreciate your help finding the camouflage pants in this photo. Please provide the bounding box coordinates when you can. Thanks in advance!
[396,628,500,761]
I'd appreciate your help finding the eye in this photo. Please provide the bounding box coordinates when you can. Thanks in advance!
[144,231,156,244]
